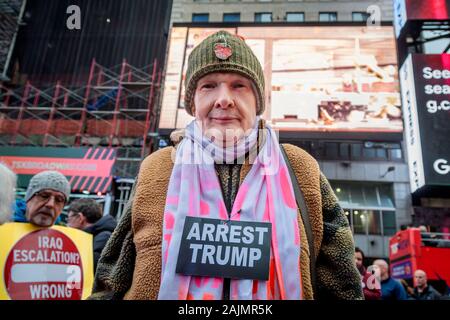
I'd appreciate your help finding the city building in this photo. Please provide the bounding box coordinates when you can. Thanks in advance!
[171,0,394,24]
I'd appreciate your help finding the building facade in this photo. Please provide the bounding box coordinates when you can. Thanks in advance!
[171,0,394,23]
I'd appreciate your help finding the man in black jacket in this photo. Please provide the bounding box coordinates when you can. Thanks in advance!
[67,198,117,271]
[412,269,442,300]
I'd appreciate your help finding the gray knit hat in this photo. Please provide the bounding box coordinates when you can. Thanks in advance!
[25,170,70,203]
[184,30,265,116]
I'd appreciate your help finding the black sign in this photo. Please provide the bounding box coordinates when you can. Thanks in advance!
[400,54,450,193]
[176,217,272,281]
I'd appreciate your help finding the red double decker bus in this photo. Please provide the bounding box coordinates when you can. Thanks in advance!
[389,228,450,293]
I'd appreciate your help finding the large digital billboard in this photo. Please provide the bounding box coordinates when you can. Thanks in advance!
[160,26,402,134]
[400,54,450,193]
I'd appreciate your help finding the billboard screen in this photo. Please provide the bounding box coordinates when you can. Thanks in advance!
[160,26,402,134]
[400,54,450,193]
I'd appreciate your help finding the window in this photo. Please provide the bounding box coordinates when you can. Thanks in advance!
[286,12,305,22]
[352,12,370,22]
[366,210,382,235]
[290,140,403,162]
[344,209,351,225]
[382,211,397,236]
[334,183,351,205]
[361,185,380,208]
[353,210,366,234]
[192,13,209,22]
[348,209,391,236]
[325,142,338,159]
[376,148,388,159]
[389,148,403,160]
[350,187,365,207]
[362,147,376,159]
[339,143,350,159]
[223,13,240,22]
[330,182,395,209]
[378,184,395,208]
[351,143,363,159]
[331,181,397,236]
[319,12,337,22]
[255,12,272,23]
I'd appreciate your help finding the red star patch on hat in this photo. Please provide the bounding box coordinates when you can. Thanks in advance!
[214,42,232,60]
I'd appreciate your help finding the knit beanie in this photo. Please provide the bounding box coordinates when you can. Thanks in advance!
[25,170,71,203]
[184,30,265,116]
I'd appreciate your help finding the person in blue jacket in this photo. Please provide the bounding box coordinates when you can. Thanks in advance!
[373,259,408,300]
[14,198,63,225]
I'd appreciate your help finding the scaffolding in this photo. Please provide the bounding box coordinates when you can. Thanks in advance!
[0,58,162,177]
[0,0,25,81]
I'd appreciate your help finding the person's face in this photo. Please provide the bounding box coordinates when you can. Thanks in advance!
[354,252,364,269]
[414,271,427,288]
[373,261,388,278]
[67,211,85,230]
[26,189,66,227]
[193,72,257,146]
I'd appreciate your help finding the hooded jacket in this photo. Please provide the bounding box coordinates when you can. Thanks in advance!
[84,215,117,270]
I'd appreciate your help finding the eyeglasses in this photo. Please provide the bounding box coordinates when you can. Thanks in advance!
[34,191,66,206]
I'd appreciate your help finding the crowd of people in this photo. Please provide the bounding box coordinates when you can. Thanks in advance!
[1,152,449,300]
[354,247,449,300]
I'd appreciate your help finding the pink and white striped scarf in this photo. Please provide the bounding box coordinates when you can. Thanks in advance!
[158,119,302,300]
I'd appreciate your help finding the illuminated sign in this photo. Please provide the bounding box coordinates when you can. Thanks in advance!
[399,54,450,193]
[160,26,402,134]
[0,147,116,193]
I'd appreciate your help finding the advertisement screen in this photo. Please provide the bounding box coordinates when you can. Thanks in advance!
[400,54,450,192]
[160,26,402,134]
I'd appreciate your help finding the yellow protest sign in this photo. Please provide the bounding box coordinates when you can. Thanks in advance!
[0,222,94,300]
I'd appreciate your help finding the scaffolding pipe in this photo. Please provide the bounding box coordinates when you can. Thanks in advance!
[43,81,61,146]
[148,68,162,155]
[109,59,127,147]
[11,81,31,145]
[141,59,157,158]
[76,58,96,146]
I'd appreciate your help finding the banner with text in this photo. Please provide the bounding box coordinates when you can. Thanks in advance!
[399,54,450,193]
[0,146,116,193]
[0,223,94,300]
